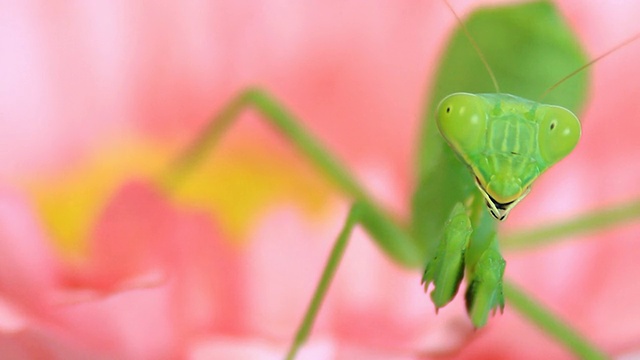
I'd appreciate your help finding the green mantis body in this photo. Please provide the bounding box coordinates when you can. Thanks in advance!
[165,1,640,359]
[414,0,588,332]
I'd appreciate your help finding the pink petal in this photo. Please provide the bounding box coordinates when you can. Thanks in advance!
[0,187,62,313]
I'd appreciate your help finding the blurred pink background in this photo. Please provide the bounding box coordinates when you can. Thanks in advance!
[1,0,640,359]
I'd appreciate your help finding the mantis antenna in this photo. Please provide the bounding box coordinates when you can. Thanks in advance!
[443,0,500,93]
[539,32,640,101]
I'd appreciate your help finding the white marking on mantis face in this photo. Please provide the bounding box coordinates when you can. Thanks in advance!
[474,177,530,221]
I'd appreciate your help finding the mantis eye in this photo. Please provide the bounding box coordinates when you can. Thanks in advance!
[537,105,581,165]
[436,93,487,155]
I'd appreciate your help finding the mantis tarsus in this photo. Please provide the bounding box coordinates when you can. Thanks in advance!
[163,1,640,358]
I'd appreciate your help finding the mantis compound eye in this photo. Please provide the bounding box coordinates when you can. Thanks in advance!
[436,93,488,155]
[536,105,581,165]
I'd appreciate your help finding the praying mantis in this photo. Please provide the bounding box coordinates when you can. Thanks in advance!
[163,0,640,358]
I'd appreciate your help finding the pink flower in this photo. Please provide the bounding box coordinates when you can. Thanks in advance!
[0,182,225,358]
[1,0,640,359]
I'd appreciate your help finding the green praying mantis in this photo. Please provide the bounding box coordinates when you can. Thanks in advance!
[162,0,640,359]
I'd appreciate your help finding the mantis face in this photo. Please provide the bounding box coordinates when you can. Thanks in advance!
[436,93,581,220]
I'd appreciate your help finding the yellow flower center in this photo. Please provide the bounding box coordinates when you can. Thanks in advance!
[25,138,334,261]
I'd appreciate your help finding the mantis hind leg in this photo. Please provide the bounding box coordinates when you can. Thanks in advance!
[284,201,369,360]
[504,281,608,360]
[285,199,426,359]
[161,88,367,199]
[161,88,422,267]
[157,87,423,357]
